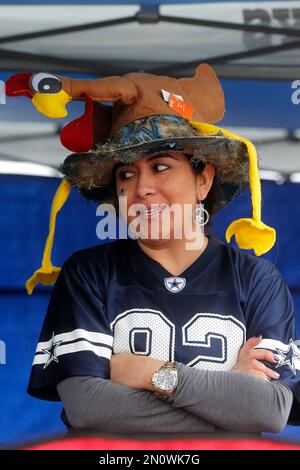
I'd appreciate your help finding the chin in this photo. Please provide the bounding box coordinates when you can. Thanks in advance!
[141,224,175,242]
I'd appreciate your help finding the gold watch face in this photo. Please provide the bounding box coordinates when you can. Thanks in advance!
[155,369,177,391]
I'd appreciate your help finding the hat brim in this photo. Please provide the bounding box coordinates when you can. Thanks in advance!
[60,134,249,210]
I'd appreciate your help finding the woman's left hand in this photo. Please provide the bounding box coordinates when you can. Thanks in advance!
[110,353,164,391]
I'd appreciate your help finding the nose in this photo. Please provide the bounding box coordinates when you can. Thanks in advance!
[135,168,157,200]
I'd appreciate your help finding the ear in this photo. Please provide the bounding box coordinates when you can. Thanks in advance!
[196,163,215,201]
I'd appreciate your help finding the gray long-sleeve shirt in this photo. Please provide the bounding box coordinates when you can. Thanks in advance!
[57,362,293,436]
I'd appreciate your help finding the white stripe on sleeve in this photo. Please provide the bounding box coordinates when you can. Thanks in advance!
[35,328,113,353]
[33,340,112,365]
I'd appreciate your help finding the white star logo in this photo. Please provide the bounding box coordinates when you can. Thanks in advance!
[41,332,63,370]
[274,339,300,375]
[164,277,186,293]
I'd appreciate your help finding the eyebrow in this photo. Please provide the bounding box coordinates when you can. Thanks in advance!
[115,153,180,171]
[148,153,180,161]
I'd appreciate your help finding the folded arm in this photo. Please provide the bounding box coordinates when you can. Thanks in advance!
[57,369,293,435]
[57,376,215,435]
[166,362,293,433]
[108,346,293,434]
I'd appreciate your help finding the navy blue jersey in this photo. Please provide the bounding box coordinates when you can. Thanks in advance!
[28,235,300,423]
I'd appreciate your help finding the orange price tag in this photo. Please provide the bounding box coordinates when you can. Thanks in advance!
[168,94,193,120]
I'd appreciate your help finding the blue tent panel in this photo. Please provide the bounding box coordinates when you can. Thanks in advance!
[1,174,300,444]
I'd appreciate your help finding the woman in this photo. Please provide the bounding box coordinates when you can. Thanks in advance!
[25,65,300,436]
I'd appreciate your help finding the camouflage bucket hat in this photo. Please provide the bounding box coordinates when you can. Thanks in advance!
[60,114,249,210]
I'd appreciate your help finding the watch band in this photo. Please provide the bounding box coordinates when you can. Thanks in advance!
[163,362,177,370]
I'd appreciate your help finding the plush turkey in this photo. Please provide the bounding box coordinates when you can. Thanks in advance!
[5,65,224,153]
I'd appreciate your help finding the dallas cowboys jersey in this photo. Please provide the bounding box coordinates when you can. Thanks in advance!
[28,235,300,424]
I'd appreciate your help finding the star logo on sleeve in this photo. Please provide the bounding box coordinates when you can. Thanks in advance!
[274,339,300,375]
[42,332,63,370]
[164,277,186,293]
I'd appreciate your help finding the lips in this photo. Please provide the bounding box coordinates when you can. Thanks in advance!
[139,204,168,219]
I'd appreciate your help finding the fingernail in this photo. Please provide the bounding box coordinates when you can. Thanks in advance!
[272,371,280,379]
[255,335,262,339]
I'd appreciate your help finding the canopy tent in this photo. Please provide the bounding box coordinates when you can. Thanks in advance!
[0,0,300,181]
[1,0,300,80]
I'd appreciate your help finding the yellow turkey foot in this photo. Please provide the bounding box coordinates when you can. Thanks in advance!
[226,218,276,256]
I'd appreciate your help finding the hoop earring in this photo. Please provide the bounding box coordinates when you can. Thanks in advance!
[193,202,209,227]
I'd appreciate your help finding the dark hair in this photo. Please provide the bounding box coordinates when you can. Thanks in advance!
[187,155,222,228]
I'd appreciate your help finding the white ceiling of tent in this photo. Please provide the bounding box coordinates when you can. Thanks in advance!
[0,2,300,77]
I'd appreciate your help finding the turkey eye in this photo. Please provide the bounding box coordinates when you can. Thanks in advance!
[30,73,62,94]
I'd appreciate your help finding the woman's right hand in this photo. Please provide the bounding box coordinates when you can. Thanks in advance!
[231,336,280,381]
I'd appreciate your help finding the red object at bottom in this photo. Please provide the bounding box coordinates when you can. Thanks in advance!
[24,436,300,450]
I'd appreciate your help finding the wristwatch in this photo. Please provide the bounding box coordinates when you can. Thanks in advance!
[151,362,178,400]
